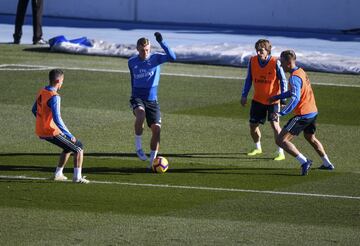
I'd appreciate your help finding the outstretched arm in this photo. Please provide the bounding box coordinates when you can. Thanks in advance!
[154,32,176,63]
[48,95,74,139]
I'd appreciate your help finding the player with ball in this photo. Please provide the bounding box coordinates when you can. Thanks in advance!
[128,32,176,171]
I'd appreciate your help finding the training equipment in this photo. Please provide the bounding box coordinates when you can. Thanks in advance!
[152,156,169,173]
[318,164,335,170]
[53,174,68,181]
[136,149,148,161]
[274,152,286,161]
[247,149,262,156]
[301,160,313,176]
[73,176,90,184]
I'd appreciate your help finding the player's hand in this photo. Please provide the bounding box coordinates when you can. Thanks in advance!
[240,97,247,107]
[154,32,163,43]
[268,96,276,104]
[280,99,287,106]
[71,137,76,143]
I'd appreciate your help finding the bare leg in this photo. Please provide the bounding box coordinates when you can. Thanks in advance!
[270,121,282,143]
[73,150,84,168]
[148,124,161,167]
[54,151,71,179]
[270,120,285,160]
[134,107,145,136]
[150,124,161,151]
[250,123,261,144]
[58,151,70,168]
[276,129,299,157]
[304,133,326,157]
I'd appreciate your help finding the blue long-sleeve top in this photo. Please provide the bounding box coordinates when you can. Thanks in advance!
[272,67,318,119]
[241,56,288,102]
[128,40,176,101]
[32,86,74,139]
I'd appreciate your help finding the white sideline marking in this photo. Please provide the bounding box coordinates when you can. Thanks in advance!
[0,63,244,80]
[1,63,360,87]
[1,175,359,200]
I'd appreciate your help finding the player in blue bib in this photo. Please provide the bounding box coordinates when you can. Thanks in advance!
[128,32,176,169]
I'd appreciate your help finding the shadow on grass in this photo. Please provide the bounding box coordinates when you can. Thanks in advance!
[0,152,298,177]
[0,152,273,161]
[0,164,299,177]
[23,47,51,53]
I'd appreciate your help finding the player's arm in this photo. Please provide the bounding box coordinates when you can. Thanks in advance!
[154,32,176,63]
[241,60,252,106]
[277,76,302,116]
[31,101,37,117]
[276,60,288,105]
[128,61,135,84]
[48,95,74,140]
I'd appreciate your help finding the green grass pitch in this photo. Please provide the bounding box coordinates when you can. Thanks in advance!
[0,44,359,245]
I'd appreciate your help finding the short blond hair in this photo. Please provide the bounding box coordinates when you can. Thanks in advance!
[280,50,297,61]
[137,37,150,47]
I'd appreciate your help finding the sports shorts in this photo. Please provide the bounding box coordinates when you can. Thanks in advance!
[249,100,279,124]
[284,115,317,136]
[44,134,83,153]
[130,97,161,128]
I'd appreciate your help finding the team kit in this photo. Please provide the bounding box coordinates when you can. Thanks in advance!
[32,32,335,184]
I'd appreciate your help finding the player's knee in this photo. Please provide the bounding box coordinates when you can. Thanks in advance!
[304,133,315,142]
[151,124,161,135]
[275,135,284,147]
[74,148,83,155]
[135,108,145,118]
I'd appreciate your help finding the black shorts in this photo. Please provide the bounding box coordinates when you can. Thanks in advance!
[284,115,317,136]
[44,134,83,153]
[130,97,161,128]
[250,100,279,124]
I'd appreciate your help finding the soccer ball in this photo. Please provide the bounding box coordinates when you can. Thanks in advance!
[152,156,169,173]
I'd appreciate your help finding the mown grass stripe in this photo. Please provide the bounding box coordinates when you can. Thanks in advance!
[1,175,359,200]
[1,63,360,88]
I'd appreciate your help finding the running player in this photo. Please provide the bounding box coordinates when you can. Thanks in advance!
[32,69,89,183]
[128,32,176,169]
[270,50,335,176]
[241,39,287,160]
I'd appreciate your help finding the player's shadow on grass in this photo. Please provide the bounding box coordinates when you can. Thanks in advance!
[0,164,299,177]
[0,152,273,161]
[0,152,297,176]
[167,167,299,176]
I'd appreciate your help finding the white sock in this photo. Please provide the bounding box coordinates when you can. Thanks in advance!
[321,155,332,167]
[55,167,64,176]
[135,135,142,151]
[255,141,261,150]
[278,147,284,155]
[149,150,158,167]
[296,153,308,165]
[74,167,82,180]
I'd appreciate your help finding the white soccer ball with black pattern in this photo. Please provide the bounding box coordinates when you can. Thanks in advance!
[152,156,169,173]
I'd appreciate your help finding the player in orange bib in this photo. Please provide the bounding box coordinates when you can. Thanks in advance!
[241,39,287,160]
[270,50,335,176]
[32,69,89,183]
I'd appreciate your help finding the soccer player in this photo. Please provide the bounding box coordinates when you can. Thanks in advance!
[128,32,176,169]
[32,69,89,183]
[270,50,335,176]
[241,39,287,160]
